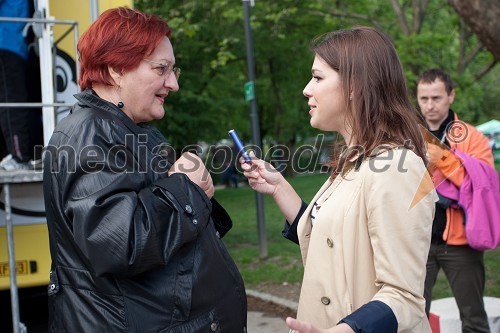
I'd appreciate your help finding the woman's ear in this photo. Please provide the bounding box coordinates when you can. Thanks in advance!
[108,66,122,85]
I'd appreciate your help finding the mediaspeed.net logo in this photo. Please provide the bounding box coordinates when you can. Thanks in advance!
[410,121,468,209]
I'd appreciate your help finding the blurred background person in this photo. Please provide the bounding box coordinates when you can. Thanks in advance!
[417,68,494,333]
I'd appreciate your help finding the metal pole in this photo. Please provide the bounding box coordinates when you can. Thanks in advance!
[242,0,267,258]
[35,0,56,146]
[5,184,23,333]
[90,0,99,23]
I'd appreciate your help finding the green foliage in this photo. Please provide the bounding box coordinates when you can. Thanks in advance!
[216,173,328,286]
[136,0,249,148]
[135,0,499,152]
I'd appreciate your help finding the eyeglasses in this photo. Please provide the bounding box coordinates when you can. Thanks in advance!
[143,59,181,80]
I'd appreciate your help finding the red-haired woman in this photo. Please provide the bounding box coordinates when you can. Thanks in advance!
[43,7,246,332]
[242,26,436,333]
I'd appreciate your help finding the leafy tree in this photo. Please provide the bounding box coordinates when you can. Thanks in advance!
[304,0,498,123]
[135,0,248,150]
[135,0,499,161]
[448,0,500,62]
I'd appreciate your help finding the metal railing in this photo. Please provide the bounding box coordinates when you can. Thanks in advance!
[0,13,79,333]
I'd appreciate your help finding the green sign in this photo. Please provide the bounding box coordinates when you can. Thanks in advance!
[244,81,255,101]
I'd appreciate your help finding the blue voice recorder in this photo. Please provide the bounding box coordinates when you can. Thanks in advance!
[228,129,252,163]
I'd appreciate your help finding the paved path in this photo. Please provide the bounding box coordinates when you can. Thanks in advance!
[248,311,288,332]
[246,289,298,332]
[1,288,297,332]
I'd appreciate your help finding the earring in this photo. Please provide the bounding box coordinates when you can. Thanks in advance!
[116,84,124,108]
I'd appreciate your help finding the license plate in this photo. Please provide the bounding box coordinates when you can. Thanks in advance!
[0,260,29,277]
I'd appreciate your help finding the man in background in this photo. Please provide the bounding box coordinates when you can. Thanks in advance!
[417,68,493,333]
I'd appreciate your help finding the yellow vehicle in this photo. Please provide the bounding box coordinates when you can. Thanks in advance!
[0,0,131,331]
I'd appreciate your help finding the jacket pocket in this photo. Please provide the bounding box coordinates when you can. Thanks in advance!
[162,310,220,333]
[50,266,127,332]
[47,269,59,296]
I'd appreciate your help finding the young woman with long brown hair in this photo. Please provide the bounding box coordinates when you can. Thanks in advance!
[242,26,436,333]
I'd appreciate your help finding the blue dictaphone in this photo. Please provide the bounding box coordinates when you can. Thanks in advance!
[228,129,251,163]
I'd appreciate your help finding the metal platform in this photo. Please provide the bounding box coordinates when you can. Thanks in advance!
[1,169,44,333]
[0,169,43,184]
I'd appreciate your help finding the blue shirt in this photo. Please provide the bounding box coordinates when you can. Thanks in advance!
[0,0,29,59]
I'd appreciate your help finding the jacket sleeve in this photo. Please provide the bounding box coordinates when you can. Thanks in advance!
[435,124,493,187]
[339,300,397,333]
[210,198,233,238]
[362,149,434,331]
[62,122,212,277]
[282,200,308,245]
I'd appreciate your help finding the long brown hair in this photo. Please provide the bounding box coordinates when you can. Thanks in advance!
[311,26,427,178]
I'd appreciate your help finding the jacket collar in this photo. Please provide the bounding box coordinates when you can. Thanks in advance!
[72,89,166,151]
[73,88,136,126]
[431,110,456,143]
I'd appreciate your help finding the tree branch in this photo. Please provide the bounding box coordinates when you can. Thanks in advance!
[412,0,429,34]
[458,43,483,74]
[474,59,498,81]
[391,0,411,35]
[304,9,384,31]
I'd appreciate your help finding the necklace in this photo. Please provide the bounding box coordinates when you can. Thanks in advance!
[311,165,355,221]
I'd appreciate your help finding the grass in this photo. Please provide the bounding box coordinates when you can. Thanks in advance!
[216,173,500,299]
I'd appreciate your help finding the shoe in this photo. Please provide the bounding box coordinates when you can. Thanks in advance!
[0,154,42,171]
[29,158,43,170]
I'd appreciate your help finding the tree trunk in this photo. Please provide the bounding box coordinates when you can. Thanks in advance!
[448,0,500,61]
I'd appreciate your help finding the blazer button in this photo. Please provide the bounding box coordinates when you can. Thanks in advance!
[321,296,331,305]
[193,219,198,225]
[326,238,334,248]
[185,205,193,214]
[210,322,218,331]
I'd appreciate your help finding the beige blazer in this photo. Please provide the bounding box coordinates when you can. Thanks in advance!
[296,148,436,332]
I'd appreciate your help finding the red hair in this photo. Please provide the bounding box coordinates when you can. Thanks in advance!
[78,7,171,90]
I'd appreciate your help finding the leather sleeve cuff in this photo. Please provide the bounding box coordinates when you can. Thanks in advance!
[154,173,212,231]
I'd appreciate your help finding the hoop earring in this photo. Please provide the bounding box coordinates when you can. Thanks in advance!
[117,101,124,108]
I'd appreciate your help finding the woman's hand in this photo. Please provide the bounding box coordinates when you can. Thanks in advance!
[241,151,303,222]
[169,152,214,199]
[240,151,285,197]
[286,317,354,333]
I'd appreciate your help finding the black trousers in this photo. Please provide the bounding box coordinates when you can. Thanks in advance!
[425,243,490,333]
[0,50,41,162]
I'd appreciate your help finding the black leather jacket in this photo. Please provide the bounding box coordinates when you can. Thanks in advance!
[43,89,247,332]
